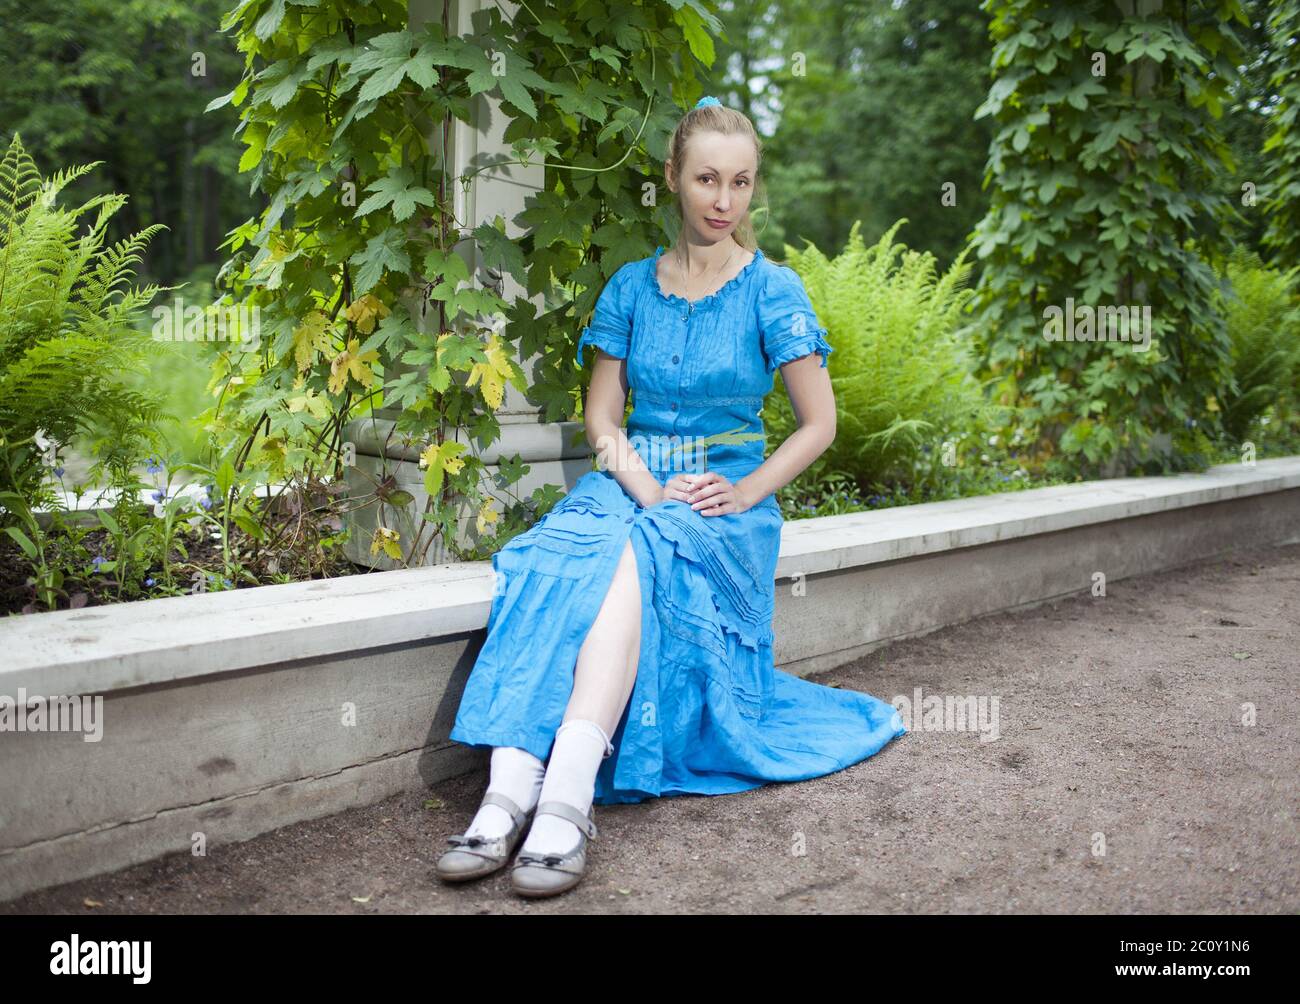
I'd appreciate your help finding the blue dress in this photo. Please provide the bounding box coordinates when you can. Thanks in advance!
[448,244,906,804]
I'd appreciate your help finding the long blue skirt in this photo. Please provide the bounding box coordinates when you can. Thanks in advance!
[448,468,905,804]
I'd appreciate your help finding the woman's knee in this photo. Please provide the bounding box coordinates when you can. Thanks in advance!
[590,540,640,631]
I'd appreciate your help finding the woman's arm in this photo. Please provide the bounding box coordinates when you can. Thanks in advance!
[584,348,665,509]
[734,355,836,509]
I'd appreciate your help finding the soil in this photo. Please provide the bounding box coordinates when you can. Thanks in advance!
[3,540,1297,914]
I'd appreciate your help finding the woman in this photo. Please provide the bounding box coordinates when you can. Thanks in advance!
[437,96,905,899]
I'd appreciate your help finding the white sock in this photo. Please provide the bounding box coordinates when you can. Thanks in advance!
[519,719,612,857]
[464,746,546,840]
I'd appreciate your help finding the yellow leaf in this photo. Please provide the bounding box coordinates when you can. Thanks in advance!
[476,497,500,535]
[329,337,381,395]
[369,526,402,560]
[418,440,466,472]
[467,334,516,410]
[344,294,391,335]
[293,311,334,373]
[418,440,468,498]
[259,436,288,462]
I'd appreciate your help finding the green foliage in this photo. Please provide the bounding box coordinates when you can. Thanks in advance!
[0,132,170,508]
[765,220,998,489]
[211,0,715,564]
[1214,0,1280,262]
[0,0,259,286]
[969,0,1244,478]
[749,0,994,273]
[1213,247,1300,443]
[1261,0,1300,264]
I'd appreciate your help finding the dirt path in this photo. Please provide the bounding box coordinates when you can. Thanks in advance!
[6,541,1297,914]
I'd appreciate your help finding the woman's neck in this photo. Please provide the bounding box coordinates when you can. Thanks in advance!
[674,235,741,277]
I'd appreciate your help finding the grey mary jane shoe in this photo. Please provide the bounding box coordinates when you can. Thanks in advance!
[510,800,598,899]
[435,791,532,883]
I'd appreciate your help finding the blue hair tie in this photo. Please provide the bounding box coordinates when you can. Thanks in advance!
[695,95,721,109]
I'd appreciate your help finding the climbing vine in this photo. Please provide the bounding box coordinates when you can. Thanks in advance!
[1261,0,1300,266]
[207,0,718,563]
[968,0,1246,478]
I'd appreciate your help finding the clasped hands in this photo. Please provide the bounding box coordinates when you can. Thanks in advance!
[650,471,753,516]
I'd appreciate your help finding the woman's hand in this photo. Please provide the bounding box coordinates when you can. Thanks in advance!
[679,471,753,516]
[652,473,698,508]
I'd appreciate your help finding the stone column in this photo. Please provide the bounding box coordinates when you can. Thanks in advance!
[342,0,592,568]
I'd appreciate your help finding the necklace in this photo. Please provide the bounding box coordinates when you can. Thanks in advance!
[674,243,737,303]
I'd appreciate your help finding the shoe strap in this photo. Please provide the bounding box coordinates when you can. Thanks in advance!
[479,790,528,830]
[534,800,597,839]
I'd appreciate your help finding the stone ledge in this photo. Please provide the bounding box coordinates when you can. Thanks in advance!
[4,457,1298,697]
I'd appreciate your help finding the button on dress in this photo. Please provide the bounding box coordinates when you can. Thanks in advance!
[448,245,906,804]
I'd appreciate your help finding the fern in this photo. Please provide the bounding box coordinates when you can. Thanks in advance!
[767,220,999,487]
[1215,247,1300,443]
[0,132,168,505]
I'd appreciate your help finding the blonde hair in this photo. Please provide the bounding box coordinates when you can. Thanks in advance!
[664,101,768,255]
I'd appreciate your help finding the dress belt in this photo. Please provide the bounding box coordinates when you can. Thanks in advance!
[632,388,765,408]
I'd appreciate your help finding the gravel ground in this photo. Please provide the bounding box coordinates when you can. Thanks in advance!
[5,541,1297,915]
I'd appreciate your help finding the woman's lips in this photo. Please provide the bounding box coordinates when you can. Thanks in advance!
[705,217,730,229]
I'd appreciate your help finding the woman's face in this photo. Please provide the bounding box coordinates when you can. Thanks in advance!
[667,130,757,247]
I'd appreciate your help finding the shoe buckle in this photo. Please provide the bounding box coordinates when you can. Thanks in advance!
[517,851,566,867]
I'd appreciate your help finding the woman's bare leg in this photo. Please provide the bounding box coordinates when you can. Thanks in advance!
[563,537,643,740]
[519,538,642,856]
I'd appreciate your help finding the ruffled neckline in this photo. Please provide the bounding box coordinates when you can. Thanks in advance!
[651,244,765,310]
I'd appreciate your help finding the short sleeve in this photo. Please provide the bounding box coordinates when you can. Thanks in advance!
[757,264,833,374]
[576,262,636,369]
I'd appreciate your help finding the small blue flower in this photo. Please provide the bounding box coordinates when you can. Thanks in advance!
[54,466,64,477]
[146,457,164,475]
[145,577,155,586]
[149,489,165,505]
[198,487,214,509]
[92,555,107,569]
[222,577,232,588]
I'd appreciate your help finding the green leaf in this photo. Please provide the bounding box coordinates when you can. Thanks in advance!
[232,514,265,541]
[675,6,716,66]
[349,228,412,296]
[254,0,287,40]
[355,166,437,222]
[3,526,37,561]
[358,60,410,102]
[216,458,236,498]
